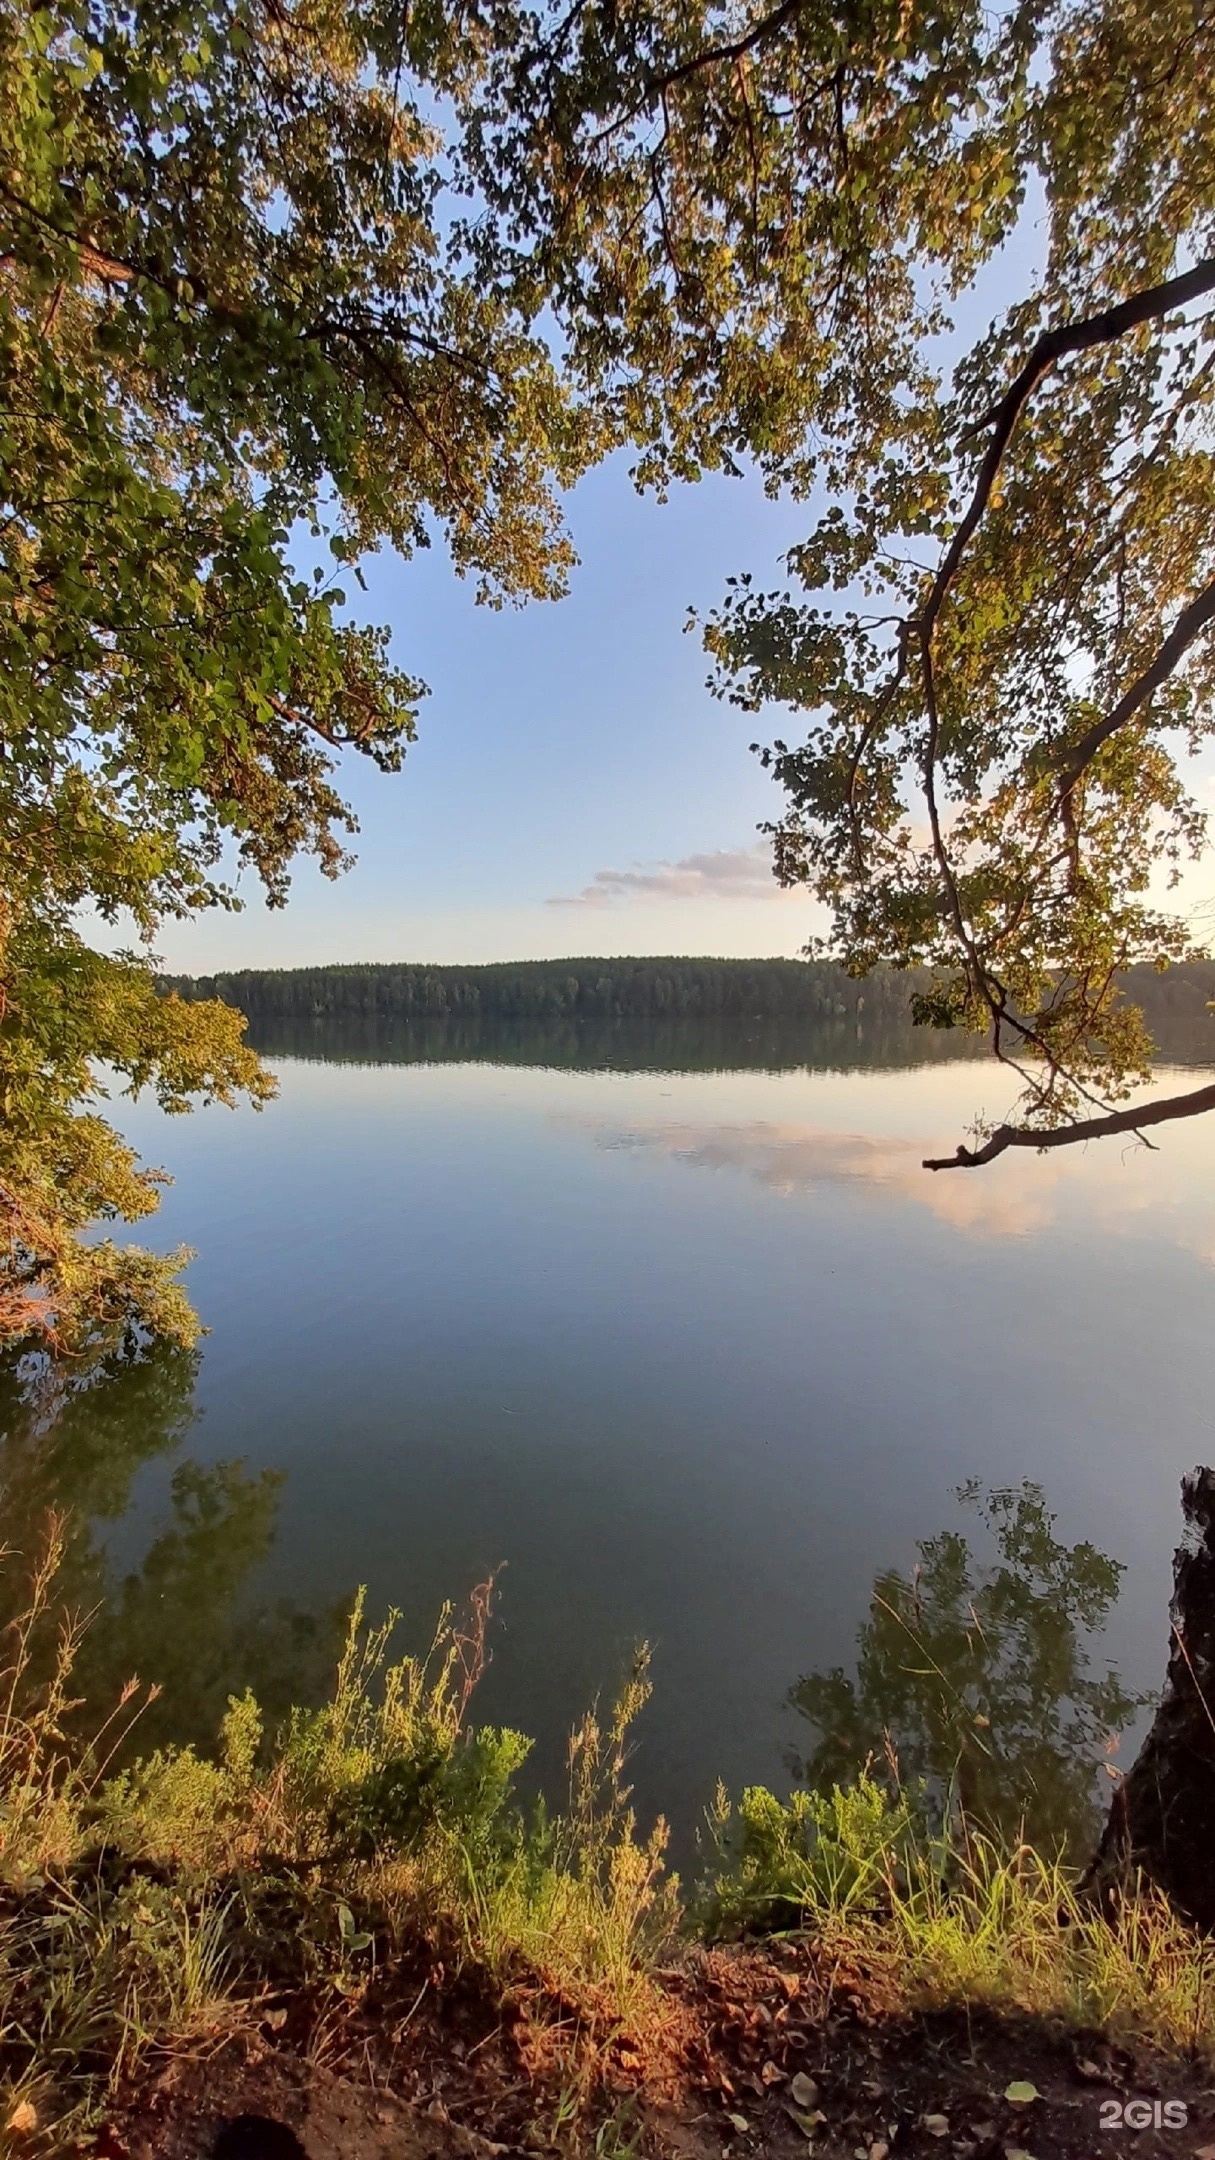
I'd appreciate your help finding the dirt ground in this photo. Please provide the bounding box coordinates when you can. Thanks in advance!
[96,1937,1215,2160]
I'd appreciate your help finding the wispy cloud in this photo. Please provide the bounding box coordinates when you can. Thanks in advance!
[548,842,783,909]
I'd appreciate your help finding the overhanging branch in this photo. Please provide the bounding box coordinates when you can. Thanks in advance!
[923,1078,1215,1170]
[909,258,1215,1142]
[921,254,1215,644]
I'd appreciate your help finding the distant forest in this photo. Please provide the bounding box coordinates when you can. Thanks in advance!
[165,955,1215,1064]
[167,955,923,1023]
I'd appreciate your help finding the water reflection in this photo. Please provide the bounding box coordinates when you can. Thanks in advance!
[246,1010,993,1075]
[786,1481,1149,1855]
[580,1119,1060,1238]
[576,1107,1215,1262]
[244,995,1215,1077]
[0,1347,341,1756]
[2,1337,1153,1861]
[5,1012,1205,1835]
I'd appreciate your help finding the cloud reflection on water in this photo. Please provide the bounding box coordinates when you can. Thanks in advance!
[575,1115,1196,1245]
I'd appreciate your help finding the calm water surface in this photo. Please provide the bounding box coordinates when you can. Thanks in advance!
[7,1019,1215,1856]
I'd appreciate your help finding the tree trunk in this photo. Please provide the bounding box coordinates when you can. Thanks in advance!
[1084,1467,1215,1929]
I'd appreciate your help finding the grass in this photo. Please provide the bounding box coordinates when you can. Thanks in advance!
[700,1778,1215,2055]
[1,1524,1213,2153]
[0,1528,678,2147]
[457,1658,679,2023]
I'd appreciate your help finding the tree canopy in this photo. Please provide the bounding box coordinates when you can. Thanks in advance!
[1,0,602,1353]
[461,0,1215,1154]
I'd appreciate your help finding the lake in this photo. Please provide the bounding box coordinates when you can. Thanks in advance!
[6,1013,1215,1864]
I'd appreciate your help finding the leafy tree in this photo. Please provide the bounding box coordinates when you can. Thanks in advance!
[787,1482,1146,1856]
[0,0,599,1353]
[463,0,1215,1161]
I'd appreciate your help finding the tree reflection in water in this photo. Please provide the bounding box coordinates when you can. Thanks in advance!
[0,1352,1155,1852]
[0,1343,343,1759]
[787,1481,1150,1856]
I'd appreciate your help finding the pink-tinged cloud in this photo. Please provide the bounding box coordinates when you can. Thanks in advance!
[575,1118,1057,1238]
[548,842,785,909]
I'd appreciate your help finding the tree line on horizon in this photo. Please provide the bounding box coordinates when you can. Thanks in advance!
[163,956,950,1023]
[164,955,1215,1038]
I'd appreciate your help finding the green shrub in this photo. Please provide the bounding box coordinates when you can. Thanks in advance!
[697,1775,915,1934]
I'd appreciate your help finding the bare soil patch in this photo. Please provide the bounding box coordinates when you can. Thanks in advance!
[95,1936,1215,2160]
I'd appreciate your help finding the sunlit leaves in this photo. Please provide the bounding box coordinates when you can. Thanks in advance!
[686,71,1215,1125]
[464,0,1215,1133]
[0,0,603,1354]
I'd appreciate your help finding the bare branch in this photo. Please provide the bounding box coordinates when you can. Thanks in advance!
[923,1078,1215,1170]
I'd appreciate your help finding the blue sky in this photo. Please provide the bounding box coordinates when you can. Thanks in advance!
[152,204,1215,976]
[155,455,828,972]
[151,212,1047,975]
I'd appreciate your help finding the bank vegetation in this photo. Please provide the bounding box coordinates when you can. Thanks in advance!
[2,1518,1213,2157]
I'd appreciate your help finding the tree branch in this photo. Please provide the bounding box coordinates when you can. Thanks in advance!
[1059,571,1215,789]
[921,255,1215,645]
[645,0,804,99]
[907,258,1215,1134]
[582,0,837,155]
[923,1079,1215,1170]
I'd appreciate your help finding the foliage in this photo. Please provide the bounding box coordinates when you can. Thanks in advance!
[1,1526,1213,2146]
[0,1536,674,2141]
[156,956,1215,1092]
[7,0,1215,1358]
[700,1780,1215,2049]
[694,95,1215,1139]
[0,917,274,1352]
[698,1775,916,1934]
[463,0,1032,494]
[459,0,1215,1143]
[168,955,1215,1072]
[0,0,607,1356]
[6,0,1215,1355]
[167,954,945,1023]
[786,1481,1147,1857]
[95,1585,532,1879]
[458,1648,679,2018]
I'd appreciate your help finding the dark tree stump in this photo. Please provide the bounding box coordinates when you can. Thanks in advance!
[1084,1466,1215,1929]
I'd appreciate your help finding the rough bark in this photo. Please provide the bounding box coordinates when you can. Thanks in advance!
[1085,1467,1215,1928]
